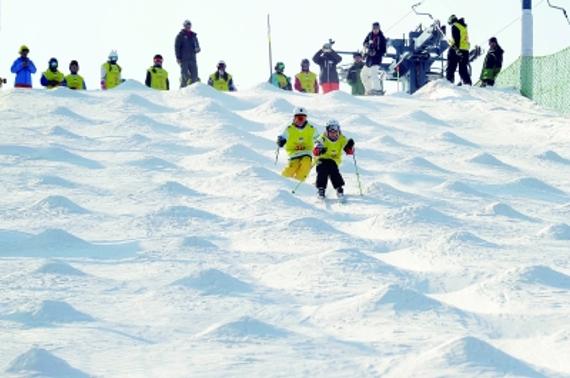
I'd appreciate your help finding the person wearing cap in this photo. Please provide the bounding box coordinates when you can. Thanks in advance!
[145,54,170,90]
[313,42,342,94]
[208,61,236,92]
[40,58,65,89]
[101,50,123,90]
[276,107,318,181]
[347,52,365,96]
[10,45,37,89]
[480,37,504,87]
[269,62,292,90]
[63,61,86,90]
[294,59,318,93]
[446,15,472,85]
[361,22,387,95]
[175,19,201,88]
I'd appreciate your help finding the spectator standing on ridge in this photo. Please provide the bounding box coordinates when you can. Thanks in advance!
[208,60,236,92]
[480,37,504,87]
[64,60,86,90]
[40,58,65,89]
[10,45,36,89]
[175,19,201,87]
[446,15,472,85]
[347,52,365,96]
[361,22,386,95]
[145,54,170,90]
[294,59,318,93]
[269,62,292,90]
[101,50,124,90]
[313,42,342,94]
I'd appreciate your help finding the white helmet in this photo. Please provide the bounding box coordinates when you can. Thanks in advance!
[293,107,307,117]
[108,50,118,61]
[325,119,340,132]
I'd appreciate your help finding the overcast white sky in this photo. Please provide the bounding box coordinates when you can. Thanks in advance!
[1,0,570,90]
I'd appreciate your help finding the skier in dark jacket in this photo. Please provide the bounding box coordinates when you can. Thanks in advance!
[312,42,342,94]
[446,15,472,85]
[347,52,365,96]
[175,19,201,88]
[361,22,387,95]
[480,37,504,87]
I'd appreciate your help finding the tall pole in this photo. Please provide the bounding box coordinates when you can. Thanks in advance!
[267,14,273,80]
[521,0,534,98]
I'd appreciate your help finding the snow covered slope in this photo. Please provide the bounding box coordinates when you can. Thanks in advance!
[1,81,569,377]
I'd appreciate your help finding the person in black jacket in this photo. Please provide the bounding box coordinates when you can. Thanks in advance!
[480,37,504,87]
[175,19,201,88]
[361,22,387,95]
[446,15,472,85]
[312,42,342,94]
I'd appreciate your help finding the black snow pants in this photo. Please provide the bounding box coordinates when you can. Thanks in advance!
[446,48,472,85]
[316,159,345,190]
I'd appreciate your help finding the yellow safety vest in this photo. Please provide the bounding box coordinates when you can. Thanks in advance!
[295,71,317,93]
[209,72,233,91]
[102,62,122,89]
[148,67,169,90]
[284,123,317,158]
[316,133,348,166]
[453,22,470,51]
[43,70,65,89]
[64,74,85,90]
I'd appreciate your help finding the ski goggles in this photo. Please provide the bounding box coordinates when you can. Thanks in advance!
[294,114,307,122]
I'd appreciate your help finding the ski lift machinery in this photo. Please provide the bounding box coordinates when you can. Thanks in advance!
[336,2,482,94]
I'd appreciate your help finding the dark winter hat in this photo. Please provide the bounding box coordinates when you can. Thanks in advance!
[183,19,192,27]
[353,52,363,58]
[372,22,380,28]
[69,60,79,69]
[448,14,458,24]
[49,57,58,67]
[154,54,164,61]
[301,58,310,66]
[489,37,498,44]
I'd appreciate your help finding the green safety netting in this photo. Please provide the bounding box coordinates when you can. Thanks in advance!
[496,46,570,115]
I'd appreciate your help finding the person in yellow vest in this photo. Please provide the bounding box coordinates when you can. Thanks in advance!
[269,62,292,90]
[63,60,86,90]
[294,59,318,93]
[145,54,169,90]
[40,58,65,89]
[101,50,124,90]
[312,119,355,200]
[207,60,236,91]
[446,15,472,85]
[276,107,318,181]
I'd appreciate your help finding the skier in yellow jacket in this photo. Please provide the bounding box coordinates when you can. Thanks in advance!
[101,50,124,90]
[312,119,355,200]
[276,107,318,181]
[145,54,169,90]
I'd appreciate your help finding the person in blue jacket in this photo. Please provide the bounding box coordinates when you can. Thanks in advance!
[11,45,37,88]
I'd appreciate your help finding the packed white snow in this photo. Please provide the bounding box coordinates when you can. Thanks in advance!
[0,80,569,377]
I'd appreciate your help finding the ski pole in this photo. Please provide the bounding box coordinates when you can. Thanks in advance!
[352,153,364,196]
[291,159,316,194]
[274,147,280,165]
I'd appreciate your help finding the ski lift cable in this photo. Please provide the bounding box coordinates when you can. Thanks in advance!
[473,0,547,47]
[385,0,430,33]
[547,0,570,25]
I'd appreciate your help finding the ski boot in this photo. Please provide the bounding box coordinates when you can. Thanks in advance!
[336,187,346,203]
[317,187,326,200]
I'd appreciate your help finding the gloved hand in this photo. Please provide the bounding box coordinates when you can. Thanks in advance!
[344,138,355,155]
[101,81,107,90]
[276,136,286,147]
[313,145,327,156]
[22,61,28,68]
